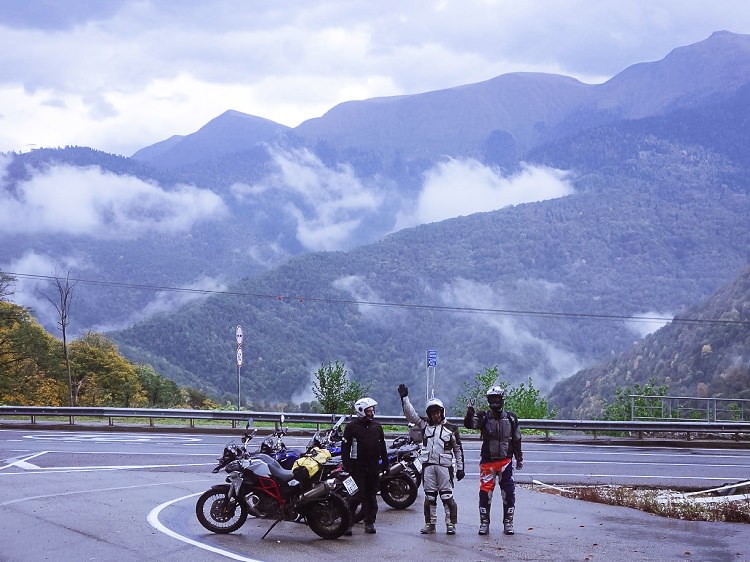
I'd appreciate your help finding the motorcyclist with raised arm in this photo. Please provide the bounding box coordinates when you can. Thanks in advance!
[398,384,464,535]
[464,385,523,536]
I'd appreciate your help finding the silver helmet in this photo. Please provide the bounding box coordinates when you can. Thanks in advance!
[486,385,506,412]
[425,397,445,422]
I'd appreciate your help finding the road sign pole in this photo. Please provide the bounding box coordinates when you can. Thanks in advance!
[426,349,437,400]
[235,325,244,411]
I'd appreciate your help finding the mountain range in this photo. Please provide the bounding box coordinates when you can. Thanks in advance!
[2,31,749,416]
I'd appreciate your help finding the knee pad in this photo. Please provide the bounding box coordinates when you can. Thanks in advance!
[425,491,438,505]
[439,490,454,502]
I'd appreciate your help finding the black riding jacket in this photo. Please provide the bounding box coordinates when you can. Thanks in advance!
[464,407,523,465]
[341,416,390,473]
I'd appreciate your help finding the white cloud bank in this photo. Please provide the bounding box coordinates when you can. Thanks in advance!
[0,162,227,238]
[231,152,574,251]
[397,159,574,229]
[626,310,674,338]
[233,148,383,251]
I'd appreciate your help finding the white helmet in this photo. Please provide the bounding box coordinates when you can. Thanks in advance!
[425,397,445,422]
[354,397,377,417]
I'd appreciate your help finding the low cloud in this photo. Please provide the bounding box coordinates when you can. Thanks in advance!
[91,276,229,333]
[626,310,673,338]
[438,277,583,390]
[0,162,228,238]
[331,274,403,323]
[396,159,574,229]
[236,147,383,251]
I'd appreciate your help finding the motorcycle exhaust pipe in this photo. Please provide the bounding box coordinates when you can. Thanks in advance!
[387,461,405,476]
[299,482,329,502]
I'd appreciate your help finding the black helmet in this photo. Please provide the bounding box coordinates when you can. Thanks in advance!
[486,385,506,412]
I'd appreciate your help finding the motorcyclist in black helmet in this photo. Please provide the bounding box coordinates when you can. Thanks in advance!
[464,385,523,536]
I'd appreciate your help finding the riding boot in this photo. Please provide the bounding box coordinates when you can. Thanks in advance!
[445,497,458,525]
[478,491,491,535]
[444,497,457,534]
[503,505,515,535]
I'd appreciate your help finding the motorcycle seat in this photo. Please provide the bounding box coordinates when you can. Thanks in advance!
[253,453,296,482]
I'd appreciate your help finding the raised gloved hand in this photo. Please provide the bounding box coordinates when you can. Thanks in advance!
[456,469,465,481]
[398,384,408,398]
[516,459,524,471]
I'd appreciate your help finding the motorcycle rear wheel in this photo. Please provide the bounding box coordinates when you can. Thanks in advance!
[381,474,418,509]
[304,493,352,539]
[196,487,248,533]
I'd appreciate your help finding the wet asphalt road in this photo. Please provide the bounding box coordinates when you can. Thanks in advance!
[1,428,748,561]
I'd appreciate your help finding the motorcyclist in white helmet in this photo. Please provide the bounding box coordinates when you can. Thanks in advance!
[342,396,390,535]
[464,384,523,536]
[398,384,464,535]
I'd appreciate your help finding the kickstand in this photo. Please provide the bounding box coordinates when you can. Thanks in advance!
[261,518,283,539]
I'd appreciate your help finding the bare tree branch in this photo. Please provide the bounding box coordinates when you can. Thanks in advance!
[44,272,77,406]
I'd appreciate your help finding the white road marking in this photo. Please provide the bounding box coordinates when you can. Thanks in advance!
[148,493,265,562]
[24,433,202,443]
[0,451,47,470]
[0,450,214,474]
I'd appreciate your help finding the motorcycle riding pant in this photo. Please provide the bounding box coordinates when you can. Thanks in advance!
[478,458,514,523]
[352,465,380,525]
[422,464,457,525]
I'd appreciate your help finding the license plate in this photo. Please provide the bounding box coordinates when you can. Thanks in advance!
[413,458,422,472]
[343,476,358,495]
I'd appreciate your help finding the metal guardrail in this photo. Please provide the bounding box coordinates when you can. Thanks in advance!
[630,395,750,422]
[1,406,749,440]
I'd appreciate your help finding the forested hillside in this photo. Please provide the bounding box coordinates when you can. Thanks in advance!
[549,266,750,418]
[112,123,750,415]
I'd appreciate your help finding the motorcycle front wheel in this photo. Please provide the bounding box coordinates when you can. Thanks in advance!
[380,474,418,509]
[304,493,352,539]
[195,487,248,534]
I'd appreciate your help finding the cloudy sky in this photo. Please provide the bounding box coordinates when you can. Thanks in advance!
[2,0,749,157]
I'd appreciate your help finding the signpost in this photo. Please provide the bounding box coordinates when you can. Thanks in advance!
[235,325,243,411]
[426,349,437,401]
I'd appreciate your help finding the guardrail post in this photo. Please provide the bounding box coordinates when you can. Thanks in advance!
[108,417,114,427]
[69,416,75,425]
[149,417,155,427]
[31,414,36,424]
[190,418,195,428]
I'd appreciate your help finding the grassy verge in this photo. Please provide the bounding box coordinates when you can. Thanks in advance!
[525,483,750,523]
